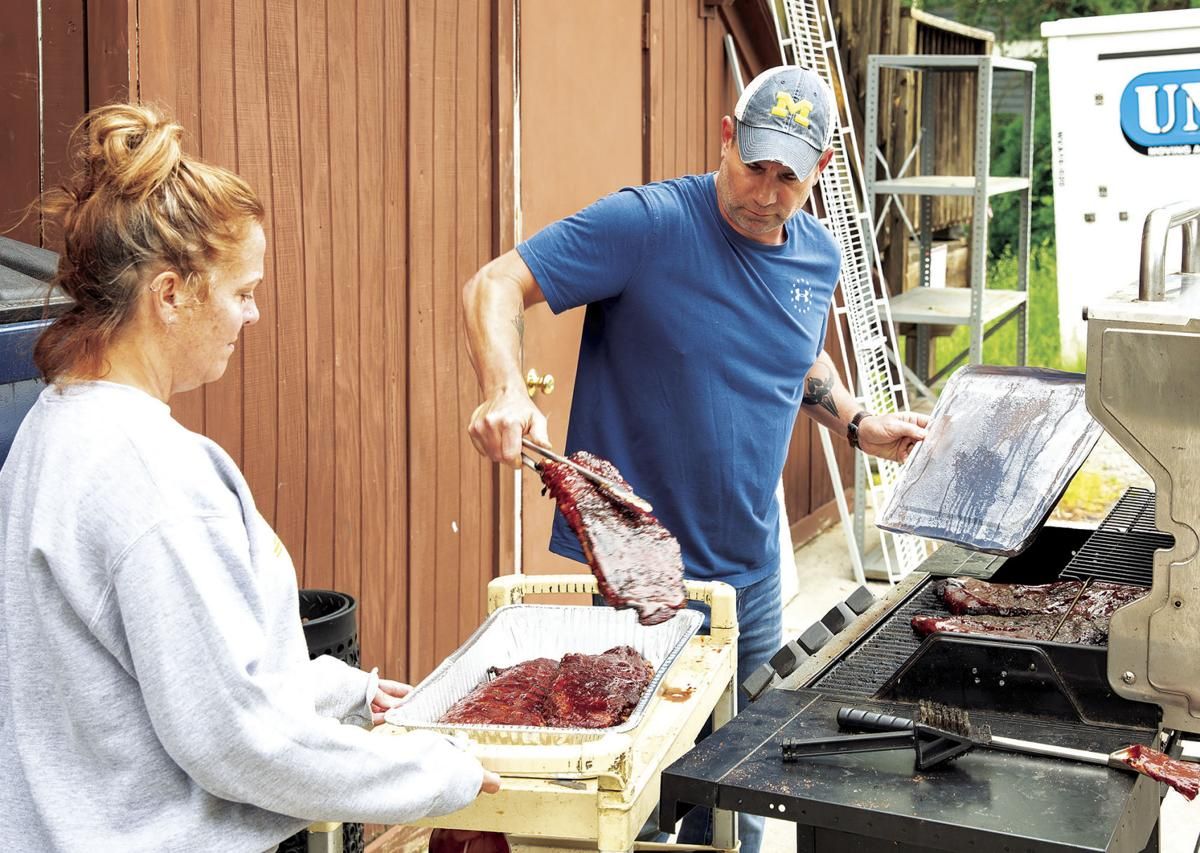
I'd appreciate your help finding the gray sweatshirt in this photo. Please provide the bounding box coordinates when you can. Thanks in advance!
[0,382,484,852]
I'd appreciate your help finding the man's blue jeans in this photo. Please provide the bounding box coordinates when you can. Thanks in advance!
[673,568,783,853]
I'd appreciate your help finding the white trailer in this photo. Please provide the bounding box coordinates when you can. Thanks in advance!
[1042,9,1200,361]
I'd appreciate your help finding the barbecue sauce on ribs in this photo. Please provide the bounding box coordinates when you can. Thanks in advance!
[539,451,685,625]
[437,658,558,726]
[436,646,653,729]
[544,646,654,728]
[937,577,1147,619]
[912,578,1148,645]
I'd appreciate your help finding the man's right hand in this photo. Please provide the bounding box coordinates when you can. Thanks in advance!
[467,387,551,467]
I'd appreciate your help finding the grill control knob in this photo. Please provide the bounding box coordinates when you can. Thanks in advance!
[844,585,876,615]
[769,640,810,678]
[821,602,857,634]
[798,622,835,655]
[741,662,778,702]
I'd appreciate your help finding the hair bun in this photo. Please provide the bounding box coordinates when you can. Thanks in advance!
[81,103,184,201]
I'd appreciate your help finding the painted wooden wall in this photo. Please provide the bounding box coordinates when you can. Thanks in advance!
[0,0,133,249]
[1,0,879,687]
[131,0,497,683]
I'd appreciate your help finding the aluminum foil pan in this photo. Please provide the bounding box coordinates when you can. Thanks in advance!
[385,603,703,745]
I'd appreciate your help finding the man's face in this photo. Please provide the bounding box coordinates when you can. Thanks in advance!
[715,116,830,244]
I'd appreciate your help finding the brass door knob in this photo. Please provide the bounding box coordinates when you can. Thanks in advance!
[525,368,555,397]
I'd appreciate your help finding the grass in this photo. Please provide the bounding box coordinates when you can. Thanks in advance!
[902,242,1087,379]
[1051,469,1126,522]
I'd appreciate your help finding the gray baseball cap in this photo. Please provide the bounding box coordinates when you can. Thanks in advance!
[733,65,835,178]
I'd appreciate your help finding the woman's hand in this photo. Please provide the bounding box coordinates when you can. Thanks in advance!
[369,679,412,725]
[480,769,502,794]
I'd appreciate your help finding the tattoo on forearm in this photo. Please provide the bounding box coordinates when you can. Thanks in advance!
[803,370,839,419]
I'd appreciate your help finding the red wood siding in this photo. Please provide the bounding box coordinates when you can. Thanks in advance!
[134,0,498,683]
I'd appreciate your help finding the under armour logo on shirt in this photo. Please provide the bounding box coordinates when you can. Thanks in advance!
[790,279,815,315]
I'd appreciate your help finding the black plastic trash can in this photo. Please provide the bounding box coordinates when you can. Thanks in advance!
[278,590,364,853]
[299,589,361,669]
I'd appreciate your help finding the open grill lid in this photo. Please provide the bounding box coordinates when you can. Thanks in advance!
[1086,201,1200,733]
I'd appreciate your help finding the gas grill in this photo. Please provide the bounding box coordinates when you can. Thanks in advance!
[659,206,1200,852]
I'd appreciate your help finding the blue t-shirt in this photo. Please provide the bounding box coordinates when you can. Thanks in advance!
[517,172,841,588]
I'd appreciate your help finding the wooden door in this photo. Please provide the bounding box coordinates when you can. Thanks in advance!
[517,0,644,575]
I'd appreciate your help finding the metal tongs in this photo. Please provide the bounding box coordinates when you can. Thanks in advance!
[520,438,653,514]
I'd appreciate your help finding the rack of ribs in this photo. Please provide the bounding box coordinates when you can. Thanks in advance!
[437,646,653,729]
[936,577,1085,616]
[544,645,655,728]
[539,451,686,626]
[437,658,558,727]
[911,612,1109,645]
[937,577,1147,618]
[913,578,1148,645]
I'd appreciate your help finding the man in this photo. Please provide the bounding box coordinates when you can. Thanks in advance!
[463,65,927,852]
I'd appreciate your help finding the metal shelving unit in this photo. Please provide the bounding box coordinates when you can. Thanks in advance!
[865,54,1035,386]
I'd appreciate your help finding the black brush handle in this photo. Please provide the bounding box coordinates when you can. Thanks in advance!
[838,706,914,732]
[781,731,914,762]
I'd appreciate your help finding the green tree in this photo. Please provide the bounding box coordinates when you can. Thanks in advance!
[908,0,1200,254]
[988,58,1053,256]
[914,0,1199,43]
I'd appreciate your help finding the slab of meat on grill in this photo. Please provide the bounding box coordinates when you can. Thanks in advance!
[936,577,1083,616]
[437,658,557,727]
[539,451,686,625]
[544,645,654,728]
[1072,582,1150,619]
[936,577,1147,619]
[911,612,1109,645]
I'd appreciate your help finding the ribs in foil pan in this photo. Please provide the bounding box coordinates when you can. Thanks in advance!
[878,365,1103,556]
[385,604,703,745]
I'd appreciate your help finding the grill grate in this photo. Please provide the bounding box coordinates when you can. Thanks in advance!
[1060,487,1171,587]
[813,488,1169,697]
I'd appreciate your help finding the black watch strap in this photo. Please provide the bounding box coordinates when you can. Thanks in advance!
[847,410,872,450]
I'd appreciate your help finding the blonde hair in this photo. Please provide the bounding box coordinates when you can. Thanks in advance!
[35,102,264,382]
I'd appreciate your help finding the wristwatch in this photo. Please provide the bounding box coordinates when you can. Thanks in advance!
[847,410,872,450]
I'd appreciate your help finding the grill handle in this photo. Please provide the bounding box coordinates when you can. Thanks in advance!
[837,706,914,732]
[1139,200,1200,301]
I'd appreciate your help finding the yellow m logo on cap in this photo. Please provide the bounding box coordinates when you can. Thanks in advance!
[770,92,815,127]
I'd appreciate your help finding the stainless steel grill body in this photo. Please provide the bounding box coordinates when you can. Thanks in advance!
[1087,201,1200,732]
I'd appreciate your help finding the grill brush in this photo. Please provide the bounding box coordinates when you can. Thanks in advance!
[784,702,1199,800]
[780,700,989,770]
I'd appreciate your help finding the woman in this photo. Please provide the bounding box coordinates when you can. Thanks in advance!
[0,103,499,852]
